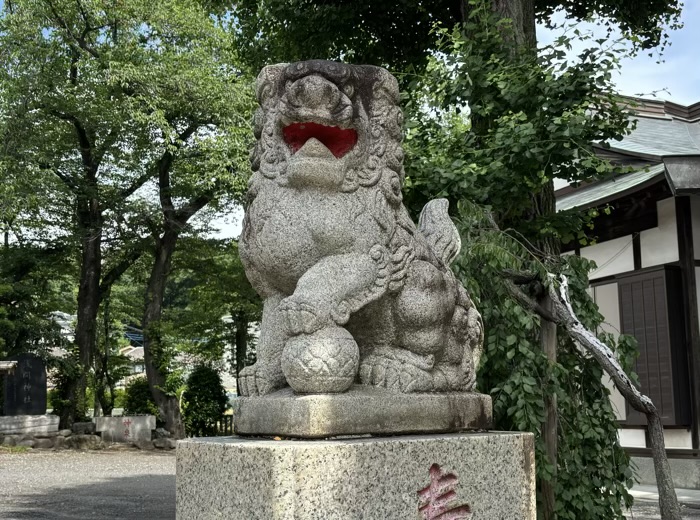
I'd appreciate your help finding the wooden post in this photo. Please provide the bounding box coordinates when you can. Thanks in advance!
[675,196,700,449]
[540,293,558,520]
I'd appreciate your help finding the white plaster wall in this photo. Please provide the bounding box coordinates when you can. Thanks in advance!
[640,197,679,267]
[595,283,621,336]
[553,178,570,190]
[580,235,635,280]
[602,376,627,421]
[663,429,693,449]
[594,283,627,420]
[619,428,646,448]
[690,195,700,260]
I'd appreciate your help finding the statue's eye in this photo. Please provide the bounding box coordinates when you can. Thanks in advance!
[342,84,354,98]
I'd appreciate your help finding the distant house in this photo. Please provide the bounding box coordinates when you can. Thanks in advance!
[555,97,700,486]
[119,346,145,376]
[120,325,146,379]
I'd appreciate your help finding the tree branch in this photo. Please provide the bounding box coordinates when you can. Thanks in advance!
[94,127,119,166]
[98,236,150,300]
[46,0,100,59]
[48,110,95,172]
[502,268,539,285]
[158,151,176,220]
[550,275,681,520]
[503,279,558,322]
[120,170,154,200]
[484,197,681,518]
[49,166,78,193]
[174,192,215,227]
[157,122,201,220]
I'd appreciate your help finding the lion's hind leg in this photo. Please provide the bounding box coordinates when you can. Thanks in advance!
[359,259,468,393]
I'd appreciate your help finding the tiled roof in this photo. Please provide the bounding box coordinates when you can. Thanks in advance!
[556,98,700,210]
[609,117,700,158]
[556,164,666,211]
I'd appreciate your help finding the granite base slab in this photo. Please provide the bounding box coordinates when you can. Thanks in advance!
[0,415,58,435]
[233,385,492,438]
[176,431,535,520]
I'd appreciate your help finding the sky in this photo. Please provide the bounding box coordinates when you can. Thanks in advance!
[537,3,700,105]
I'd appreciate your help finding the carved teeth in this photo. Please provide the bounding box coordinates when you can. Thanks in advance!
[296,138,335,159]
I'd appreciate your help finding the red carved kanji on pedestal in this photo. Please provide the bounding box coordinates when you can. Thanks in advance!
[123,418,133,439]
[417,463,473,520]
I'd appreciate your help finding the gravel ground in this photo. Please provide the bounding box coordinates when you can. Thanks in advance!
[1,448,699,519]
[626,500,700,519]
[0,449,175,520]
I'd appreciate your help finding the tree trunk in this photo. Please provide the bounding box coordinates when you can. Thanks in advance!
[234,312,248,396]
[464,2,559,512]
[491,0,536,48]
[61,193,102,428]
[550,276,681,520]
[95,288,114,417]
[142,229,185,438]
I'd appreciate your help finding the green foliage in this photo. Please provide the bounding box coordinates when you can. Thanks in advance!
[0,245,73,359]
[234,0,458,73]
[113,388,126,409]
[403,2,634,245]
[537,0,682,52]
[162,237,261,365]
[455,202,637,518]
[234,0,682,72]
[396,2,652,515]
[181,364,229,436]
[49,350,90,422]
[92,294,138,416]
[123,376,159,418]
[0,0,255,425]
[0,0,255,250]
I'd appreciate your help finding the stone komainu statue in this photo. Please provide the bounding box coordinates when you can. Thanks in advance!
[239,60,483,396]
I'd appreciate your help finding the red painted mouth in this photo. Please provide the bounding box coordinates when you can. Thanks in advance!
[283,122,358,159]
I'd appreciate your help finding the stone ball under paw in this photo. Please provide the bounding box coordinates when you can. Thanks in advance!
[281,326,359,394]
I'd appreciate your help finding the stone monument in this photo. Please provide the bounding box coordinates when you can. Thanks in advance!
[177,61,535,520]
[0,353,58,437]
[3,353,47,416]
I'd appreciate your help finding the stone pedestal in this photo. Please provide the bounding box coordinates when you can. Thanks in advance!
[234,386,492,438]
[95,415,155,443]
[176,432,535,520]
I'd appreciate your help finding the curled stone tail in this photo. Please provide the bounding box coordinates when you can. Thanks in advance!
[418,199,461,266]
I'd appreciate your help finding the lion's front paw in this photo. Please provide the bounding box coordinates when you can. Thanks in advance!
[359,348,435,392]
[278,296,329,336]
[238,364,286,396]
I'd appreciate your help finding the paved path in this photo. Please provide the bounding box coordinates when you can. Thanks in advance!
[1,448,699,519]
[627,486,700,519]
[0,449,175,519]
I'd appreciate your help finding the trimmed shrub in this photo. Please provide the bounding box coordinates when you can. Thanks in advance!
[182,365,228,437]
[123,376,159,417]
